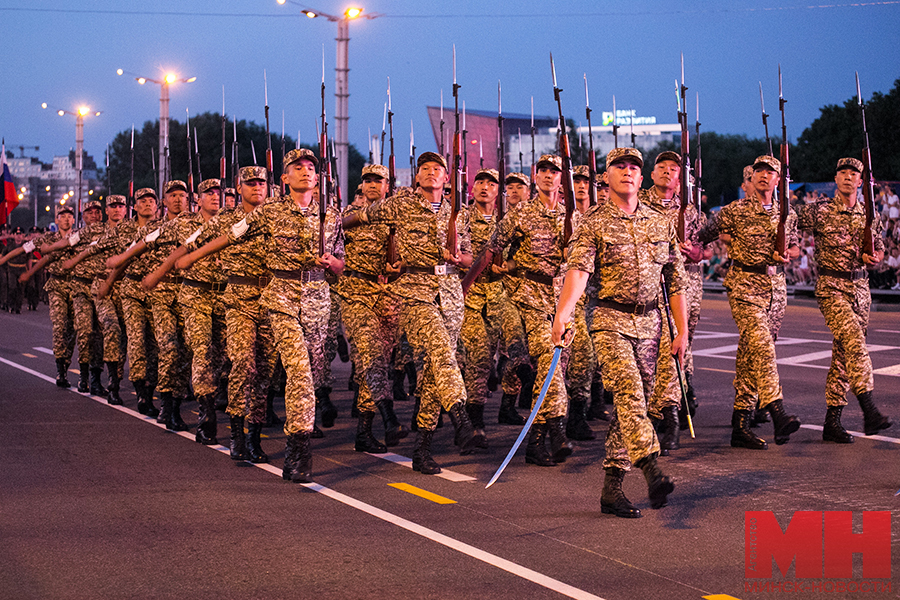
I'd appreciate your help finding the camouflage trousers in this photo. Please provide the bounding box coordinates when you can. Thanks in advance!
[181,289,228,398]
[565,298,595,407]
[683,269,704,375]
[518,303,569,423]
[119,278,158,386]
[150,283,191,397]
[818,288,873,405]
[728,293,785,410]
[269,309,316,435]
[225,288,277,423]
[339,289,400,412]
[91,278,127,369]
[461,283,530,405]
[45,276,75,363]
[321,291,342,390]
[401,294,465,431]
[649,309,680,419]
[70,279,103,368]
[595,329,661,472]
[299,281,331,390]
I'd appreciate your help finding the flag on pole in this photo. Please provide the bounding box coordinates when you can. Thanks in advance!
[1,139,19,226]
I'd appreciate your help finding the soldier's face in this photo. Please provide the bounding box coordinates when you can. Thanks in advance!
[239,180,267,207]
[651,160,681,190]
[83,207,102,224]
[165,190,187,214]
[106,204,127,223]
[199,189,220,214]
[473,178,498,203]
[835,169,862,197]
[751,167,779,194]
[282,160,317,192]
[56,212,74,230]
[362,176,388,201]
[135,196,157,219]
[607,161,643,196]
[597,186,610,202]
[416,162,448,192]
[573,177,590,201]
[505,182,527,207]
[536,167,561,195]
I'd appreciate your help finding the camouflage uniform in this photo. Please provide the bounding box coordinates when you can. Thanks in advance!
[797,194,884,404]
[67,222,107,369]
[716,192,798,410]
[227,195,343,435]
[358,187,471,431]
[117,220,159,389]
[36,231,76,362]
[566,198,686,471]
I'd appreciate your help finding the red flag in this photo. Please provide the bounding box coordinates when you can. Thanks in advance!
[1,140,18,225]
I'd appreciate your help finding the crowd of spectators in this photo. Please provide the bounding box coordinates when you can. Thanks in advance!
[702,184,900,290]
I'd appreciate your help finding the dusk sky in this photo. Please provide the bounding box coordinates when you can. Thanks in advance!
[2,0,898,170]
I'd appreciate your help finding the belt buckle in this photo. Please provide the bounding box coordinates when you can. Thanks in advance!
[766,265,777,276]
[434,264,447,276]
[633,303,647,316]
[553,275,563,288]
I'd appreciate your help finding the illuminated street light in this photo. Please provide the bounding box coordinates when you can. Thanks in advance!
[42,102,101,223]
[278,1,382,201]
[117,68,196,194]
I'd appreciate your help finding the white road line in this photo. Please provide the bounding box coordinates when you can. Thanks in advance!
[33,346,54,355]
[873,364,900,377]
[800,424,900,445]
[875,330,900,334]
[0,355,604,600]
[369,452,477,482]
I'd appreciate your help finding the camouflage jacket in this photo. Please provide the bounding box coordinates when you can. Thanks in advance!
[332,200,392,301]
[82,219,142,277]
[68,222,109,279]
[464,202,505,311]
[567,198,685,339]
[640,186,706,261]
[122,219,161,278]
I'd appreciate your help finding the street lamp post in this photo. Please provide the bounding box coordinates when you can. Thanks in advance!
[42,103,101,224]
[117,69,196,195]
[278,2,381,202]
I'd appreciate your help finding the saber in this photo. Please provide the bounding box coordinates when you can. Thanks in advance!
[660,273,695,438]
[486,328,571,489]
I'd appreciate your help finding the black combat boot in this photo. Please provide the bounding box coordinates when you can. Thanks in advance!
[282,432,312,483]
[447,401,484,455]
[55,358,71,388]
[857,391,891,435]
[311,424,324,439]
[167,396,189,432]
[375,398,408,447]
[245,422,268,463]
[214,377,228,412]
[822,406,853,444]
[767,399,800,445]
[392,369,408,403]
[157,392,172,424]
[89,366,107,397]
[411,430,441,474]
[355,411,387,453]
[516,364,535,410]
[105,361,123,405]
[195,394,218,445]
[750,401,770,427]
[348,362,356,391]
[410,396,420,432]
[77,363,90,393]
[229,416,248,461]
[350,384,360,418]
[264,388,281,427]
[587,381,610,421]
[487,361,500,393]
[497,393,525,425]
[658,406,680,451]
[465,403,489,449]
[525,423,556,467]
[600,467,642,519]
[316,387,337,428]
[566,399,596,441]
[730,409,768,450]
[405,362,417,398]
[636,452,674,509]
[337,333,350,362]
[135,380,159,417]
[546,416,574,463]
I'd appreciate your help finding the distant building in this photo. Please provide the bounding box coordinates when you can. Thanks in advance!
[5,153,101,228]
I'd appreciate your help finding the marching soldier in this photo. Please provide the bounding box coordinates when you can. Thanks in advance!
[5,227,29,314]
[553,147,683,518]
[797,157,891,441]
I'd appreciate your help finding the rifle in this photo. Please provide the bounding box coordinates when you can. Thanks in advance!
[232,116,239,190]
[186,109,195,210]
[439,89,445,158]
[281,111,286,196]
[330,137,342,209]
[368,127,374,164]
[194,128,203,182]
[612,95,619,149]
[264,70,275,195]
[759,82,774,157]
[319,50,328,256]
[776,65,790,258]
[694,92,702,215]
[409,120,416,185]
[384,94,398,269]
[448,45,462,257]
[251,140,258,166]
[630,106,636,147]
[220,86,227,212]
[387,78,396,196]
[379,102,387,166]
[493,81,506,270]
[530,96,536,197]
[584,74,597,206]
[517,129,524,173]
[550,53,576,246]
[462,101,469,203]
[856,72,876,257]
[676,56,691,244]
[105,144,111,199]
[129,124,134,216]
[151,150,158,199]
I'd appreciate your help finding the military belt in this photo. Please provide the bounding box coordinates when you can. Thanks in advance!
[343,269,380,283]
[124,273,143,282]
[271,269,326,283]
[182,278,228,292]
[595,297,659,316]
[521,270,558,286]
[819,267,868,281]
[685,263,703,274]
[227,275,271,288]
[731,260,784,276]
[71,275,93,285]
[48,272,71,282]
[405,264,459,276]
[160,275,184,285]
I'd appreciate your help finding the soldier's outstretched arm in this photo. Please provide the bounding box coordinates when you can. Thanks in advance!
[175,234,230,271]
[108,240,147,270]
[96,264,127,300]
[143,246,189,290]
[0,246,25,266]
[62,246,94,271]
[19,254,52,284]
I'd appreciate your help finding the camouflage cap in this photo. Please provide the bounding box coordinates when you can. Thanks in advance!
[224,188,236,196]
[416,151,447,170]
[596,172,609,187]
[505,172,530,187]
[753,155,781,172]
[198,179,221,194]
[573,165,591,179]
[56,204,74,216]
[606,147,644,169]
[164,180,188,194]
[239,166,267,182]
[84,199,103,211]
[655,151,682,165]
[361,164,389,180]
[135,187,157,201]
[742,165,754,181]
[474,168,500,183]
[283,148,318,169]
[836,157,863,173]
[107,195,127,206]
[535,154,562,172]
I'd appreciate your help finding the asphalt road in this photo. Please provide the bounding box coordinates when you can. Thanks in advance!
[1,295,898,600]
